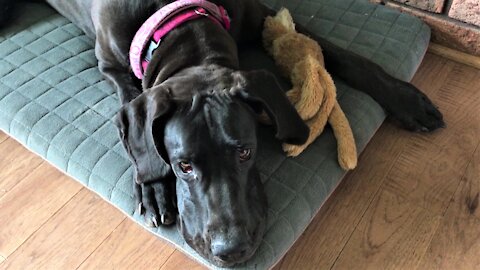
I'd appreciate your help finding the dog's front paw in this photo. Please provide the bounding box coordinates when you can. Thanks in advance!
[388,82,445,132]
[134,181,176,227]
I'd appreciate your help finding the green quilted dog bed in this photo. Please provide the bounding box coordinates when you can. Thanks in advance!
[0,0,430,269]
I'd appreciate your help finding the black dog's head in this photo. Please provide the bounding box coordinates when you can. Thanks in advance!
[116,69,308,267]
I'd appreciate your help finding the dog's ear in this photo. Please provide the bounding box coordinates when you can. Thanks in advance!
[233,70,309,145]
[115,86,172,184]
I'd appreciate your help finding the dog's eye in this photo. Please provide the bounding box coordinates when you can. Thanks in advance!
[238,148,252,162]
[179,161,193,174]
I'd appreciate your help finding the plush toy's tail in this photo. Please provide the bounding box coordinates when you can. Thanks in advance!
[328,104,357,170]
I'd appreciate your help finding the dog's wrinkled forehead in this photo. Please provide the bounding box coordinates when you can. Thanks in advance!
[197,92,256,142]
[165,92,257,155]
[202,93,245,143]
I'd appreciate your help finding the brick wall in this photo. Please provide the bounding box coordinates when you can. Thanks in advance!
[370,0,480,56]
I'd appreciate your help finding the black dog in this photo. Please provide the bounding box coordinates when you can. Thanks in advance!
[5,0,443,267]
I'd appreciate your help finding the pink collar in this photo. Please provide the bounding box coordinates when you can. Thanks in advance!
[130,0,231,79]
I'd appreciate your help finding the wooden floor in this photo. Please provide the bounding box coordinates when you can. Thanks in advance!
[0,53,479,270]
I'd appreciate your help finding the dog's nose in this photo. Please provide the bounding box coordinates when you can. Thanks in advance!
[211,237,249,262]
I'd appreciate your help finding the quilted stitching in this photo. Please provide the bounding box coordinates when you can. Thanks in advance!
[0,1,429,269]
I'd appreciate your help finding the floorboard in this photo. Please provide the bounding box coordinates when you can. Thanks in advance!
[159,250,207,270]
[332,189,441,269]
[0,163,82,258]
[0,189,125,270]
[0,139,43,199]
[0,132,7,145]
[382,131,473,214]
[78,219,176,270]
[417,143,480,269]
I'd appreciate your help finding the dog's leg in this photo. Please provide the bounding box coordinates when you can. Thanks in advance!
[95,39,142,104]
[104,52,177,225]
[91,3,145,105]
[94,26,176,226]
[255,4,444,132]
[294,23,444,132]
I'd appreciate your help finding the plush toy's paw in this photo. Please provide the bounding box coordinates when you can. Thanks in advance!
[134,180,176,227]
[388,82,445,132]
[283,143,306,157]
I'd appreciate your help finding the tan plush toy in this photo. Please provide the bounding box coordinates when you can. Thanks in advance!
[262,8,357,170]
